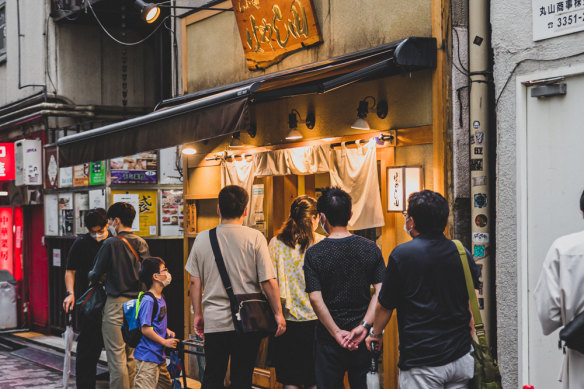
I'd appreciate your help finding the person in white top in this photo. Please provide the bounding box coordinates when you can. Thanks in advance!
[535,190,584,389]
[185,185,285,389]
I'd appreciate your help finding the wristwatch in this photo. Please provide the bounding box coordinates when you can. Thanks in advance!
[369,327,383,338]
[64,291,73,297]
[360,320,372,331]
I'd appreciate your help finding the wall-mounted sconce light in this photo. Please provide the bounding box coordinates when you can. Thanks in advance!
[351,96,388,130]
[229,132,246,149]
[387,166,423,212]
[286,109,316,140]
[181,145,197,155]
[135,0,160,23]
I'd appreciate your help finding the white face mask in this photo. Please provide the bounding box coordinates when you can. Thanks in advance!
[108,221,117,237]
[91,231,108,242]
[158,272,172,287]
[403,216,413,237]
[320,215,329,235]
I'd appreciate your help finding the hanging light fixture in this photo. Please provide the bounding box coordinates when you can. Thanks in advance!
[135,0,161,23]
[181,145,197,155]
[286,109,315,140]
[351,96,388,130]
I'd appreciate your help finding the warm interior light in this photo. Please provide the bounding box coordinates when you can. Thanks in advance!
[351,117,370,131]
[181,146,197,155]
[286,129,303,140]
[0,191,8,196]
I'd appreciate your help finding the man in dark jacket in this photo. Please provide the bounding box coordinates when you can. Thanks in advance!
[366,190,480,388]
[63,208,109,389]
[89,202,150,389]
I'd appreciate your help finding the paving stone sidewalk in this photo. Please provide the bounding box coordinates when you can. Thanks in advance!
[0,348,75,389]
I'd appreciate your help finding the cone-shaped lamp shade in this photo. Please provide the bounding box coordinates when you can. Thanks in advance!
[285,129,303,140]
[351,117,370,130]
[136,0,161,23]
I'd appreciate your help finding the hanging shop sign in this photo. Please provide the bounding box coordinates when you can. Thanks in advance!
[0,207,13,276]
[160,190,183,237]
[15,139,42,186]
[532,0,584,40]
[110,152,157,184]
[0,143,15,181]
[231,0,323,70]
[112,190,158,236]
[45,146,59,189]
[90,161,106,185]
[73,164,90,187]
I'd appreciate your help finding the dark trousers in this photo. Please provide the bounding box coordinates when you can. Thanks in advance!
[315,340,370,389]
[75,313,105,389]
[203,331,262,389]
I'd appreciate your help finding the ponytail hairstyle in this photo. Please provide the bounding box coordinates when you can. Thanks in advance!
[277,195,318,254]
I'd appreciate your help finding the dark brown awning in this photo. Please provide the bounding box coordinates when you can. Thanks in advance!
[57,86,253,167]
[57,37,436,166]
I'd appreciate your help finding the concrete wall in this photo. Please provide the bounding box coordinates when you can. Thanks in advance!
[183,0,431,92]
[0,0,158,109]
[491,0,584,387]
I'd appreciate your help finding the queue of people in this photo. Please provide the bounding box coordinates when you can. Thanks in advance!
[63,185,482,389]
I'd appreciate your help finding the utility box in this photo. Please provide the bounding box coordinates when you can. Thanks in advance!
[0,280,17,330]
[15,139,43,187]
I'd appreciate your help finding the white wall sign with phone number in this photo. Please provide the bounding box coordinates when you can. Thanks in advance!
[533,0,584,40]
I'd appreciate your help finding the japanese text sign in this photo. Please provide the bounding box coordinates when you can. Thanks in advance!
[0,143,15,181]
[533,0,584,40]
[231,0,323,70]
[0,207,14,276]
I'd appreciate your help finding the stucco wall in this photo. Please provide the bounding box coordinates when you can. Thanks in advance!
[491,0,584,387]
[184,0,431,92]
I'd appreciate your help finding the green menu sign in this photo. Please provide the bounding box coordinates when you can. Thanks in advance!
[89,161,106,185]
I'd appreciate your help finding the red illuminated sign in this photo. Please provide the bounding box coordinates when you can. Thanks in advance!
[13,207,22,281]
[0,207,14,276]
[0,143,15,181]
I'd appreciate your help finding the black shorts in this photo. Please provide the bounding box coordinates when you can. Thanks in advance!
[273,320,317,385]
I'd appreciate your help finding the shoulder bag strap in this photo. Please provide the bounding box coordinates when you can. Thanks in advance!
[116,235,141,263]
[453,239,488,348]
[209,228,239,318]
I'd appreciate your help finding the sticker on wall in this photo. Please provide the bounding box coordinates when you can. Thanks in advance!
[474,193,488,208]
[475,214,488,227]
[474,130,485,144]
[470,135,475,145]
[472,232,489,244]
[473,120,480,129]
[470,159,483,171]
[473,244,488,259]
[474,147,483,155]
[472,176,487,187]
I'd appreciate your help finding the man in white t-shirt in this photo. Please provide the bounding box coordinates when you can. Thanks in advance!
[185,185,286,389]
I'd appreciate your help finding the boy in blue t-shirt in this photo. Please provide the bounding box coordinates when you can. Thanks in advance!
[134,257,178,389]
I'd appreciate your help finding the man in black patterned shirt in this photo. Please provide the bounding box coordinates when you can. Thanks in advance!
[303,187,385,389]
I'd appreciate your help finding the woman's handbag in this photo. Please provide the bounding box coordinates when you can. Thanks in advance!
[75,283,106,319]
[453,240,502,389]
[209,228,277,335]
[559,309,584,354]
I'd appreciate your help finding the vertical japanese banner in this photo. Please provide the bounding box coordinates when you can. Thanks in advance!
[112,190,158,236]
[0,207,14,276]
[13,207,22,281]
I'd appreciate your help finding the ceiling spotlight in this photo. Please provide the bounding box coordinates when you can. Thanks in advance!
[135,0,161,23]
[229,132,245,149]
[181,145,197,155]
[351,96,388,130]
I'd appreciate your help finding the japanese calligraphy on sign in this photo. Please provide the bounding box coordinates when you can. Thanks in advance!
[112,190,158,236]
[533,0,584,40]
[231,0,323,70]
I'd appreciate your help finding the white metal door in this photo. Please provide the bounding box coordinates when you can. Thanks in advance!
[526,73,584,387]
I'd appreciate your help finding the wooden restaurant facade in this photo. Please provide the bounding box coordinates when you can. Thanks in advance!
[56,0,452,387]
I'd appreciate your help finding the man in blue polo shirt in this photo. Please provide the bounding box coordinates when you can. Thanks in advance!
[366,190,480,388]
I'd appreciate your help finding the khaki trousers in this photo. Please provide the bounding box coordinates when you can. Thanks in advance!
[102,295,136,389]
[135,360,172,389]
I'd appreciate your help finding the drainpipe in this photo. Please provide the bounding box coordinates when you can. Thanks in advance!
[469,0,492,341]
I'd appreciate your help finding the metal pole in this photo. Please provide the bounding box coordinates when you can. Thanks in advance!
[469,0,492,341]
